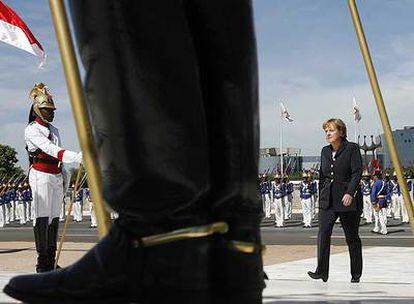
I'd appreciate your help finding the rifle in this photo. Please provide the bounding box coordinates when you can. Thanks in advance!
[0,172,18,196]
[13,173,26,186]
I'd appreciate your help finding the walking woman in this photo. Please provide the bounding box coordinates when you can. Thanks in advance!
[308,118,363,283]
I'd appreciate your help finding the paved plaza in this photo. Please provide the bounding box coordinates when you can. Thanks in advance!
[0,244,412,303]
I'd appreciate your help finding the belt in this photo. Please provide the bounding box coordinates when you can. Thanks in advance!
[33,157,59,165]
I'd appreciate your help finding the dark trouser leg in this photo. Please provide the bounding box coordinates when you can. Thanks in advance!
[34,217,48,273]
[71,0,212,299]
[339,211,363,279]
[70,1,210,234]
[47,217,59,270]
[3,1,216,304]
[316,208,337,277]
[182,1,264,302]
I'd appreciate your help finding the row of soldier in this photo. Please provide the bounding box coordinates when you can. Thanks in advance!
[61,186,119,228]
[0,179,116,228]
[259,169,413,233]
[0,181,33,226]
[362,169,413,235]
[259,172,319,228]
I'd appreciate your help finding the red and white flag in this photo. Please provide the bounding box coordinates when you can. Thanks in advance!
[280,102,294,122]
[0,0,46,67]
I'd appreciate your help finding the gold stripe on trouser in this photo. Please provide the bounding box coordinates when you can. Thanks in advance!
[139,222,229,247]
[227,241,266,254]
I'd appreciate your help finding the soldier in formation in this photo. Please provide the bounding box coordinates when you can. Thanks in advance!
[300,172,315,228]
[361,170,373,224]
[284,175,294,220]
[259,174,272,218]
[371,169,391,235]
[272,174,285,228]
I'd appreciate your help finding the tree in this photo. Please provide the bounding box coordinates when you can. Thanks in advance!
[0,144,24,180]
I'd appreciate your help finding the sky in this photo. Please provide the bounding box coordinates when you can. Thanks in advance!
[0,0,413,170]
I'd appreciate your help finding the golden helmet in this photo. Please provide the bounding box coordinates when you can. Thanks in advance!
[302,172,308,178]
[362,170,370,177]
[29,83,56,122]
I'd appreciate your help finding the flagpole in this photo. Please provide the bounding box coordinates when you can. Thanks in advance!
[279,102,284,176]
[354,120,357,142]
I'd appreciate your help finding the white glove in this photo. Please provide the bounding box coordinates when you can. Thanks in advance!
[62,151,83,164]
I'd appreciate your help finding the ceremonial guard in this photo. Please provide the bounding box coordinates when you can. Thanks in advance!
[59,192,66,222]
[16,184,26,225]
[361,170,373,224]
[4,184,12,224]
[5,183,15,223]
[73,187,83,222]
[389,172,401,220]
[260,174,272,218]
[371,169,390,235]
[401,173,411,224]
[310,173,318,219]
[284,175,293,220]
[0,185,4,227]
[24,83,82,272]
[85,188,97,228]
[23,182,32,223]
[273,174,285,228]
[384,172,393,218]
[12,183,18,222]
[300,172,313,228]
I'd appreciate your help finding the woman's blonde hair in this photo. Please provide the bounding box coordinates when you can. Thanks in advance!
[322,118,347,139]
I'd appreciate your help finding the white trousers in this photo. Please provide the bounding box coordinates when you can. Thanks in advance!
[17,201,26,224]
[0,205,5,227]
[25,201,31,222]
[59,200,65,220]
[11,201,17,221]
[401,196,410,223]
[264,194,272,218]
[301,198,312,226]
[373,208,387,234]
[311,194,319,219]
[29,168,64,226]
[363,195,373,223]
[391,194,401,219]
[73,201,83,222]
[90,202,97,227]
[273,198,284,227]
[284,194,292,220]
[4,203,11,224]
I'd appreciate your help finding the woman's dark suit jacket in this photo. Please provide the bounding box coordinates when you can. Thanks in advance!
[318,140,363,212]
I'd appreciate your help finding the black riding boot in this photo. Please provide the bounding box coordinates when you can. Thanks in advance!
[182,1,265,302]
[34,217,49,273]
[47,217,59,271]
[4,1,215,303]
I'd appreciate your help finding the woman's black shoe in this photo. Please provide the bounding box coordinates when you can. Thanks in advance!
[307,271,328,282]
[351,277,360,283]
